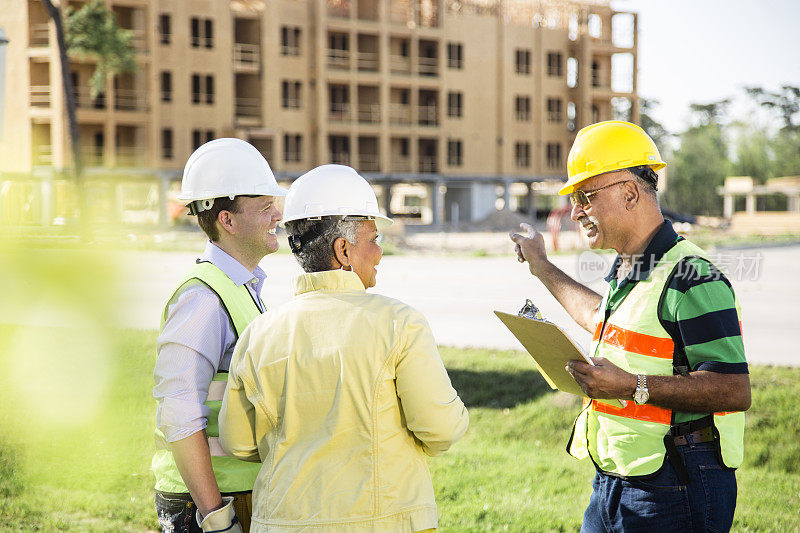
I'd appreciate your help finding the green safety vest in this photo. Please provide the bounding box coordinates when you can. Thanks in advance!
[567,239,745,478]
[152,261,263,493]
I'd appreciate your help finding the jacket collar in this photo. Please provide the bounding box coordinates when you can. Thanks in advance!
[293,269,366,296]
[201,241,265,287]
[604,220,682,285]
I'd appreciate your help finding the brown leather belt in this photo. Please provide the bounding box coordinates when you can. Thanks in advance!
[673,425,714,446]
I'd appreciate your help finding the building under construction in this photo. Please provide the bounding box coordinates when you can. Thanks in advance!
[0,0,638,227]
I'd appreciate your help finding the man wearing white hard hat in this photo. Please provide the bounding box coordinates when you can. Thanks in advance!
[218,165,469,532]
[152,138,287,533]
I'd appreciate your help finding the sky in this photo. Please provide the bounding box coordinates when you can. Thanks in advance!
[611,0,800,134]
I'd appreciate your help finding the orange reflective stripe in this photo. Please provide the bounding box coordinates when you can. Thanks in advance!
[600,323,674,359]
[591,399,671,425]
[593,322,603,341]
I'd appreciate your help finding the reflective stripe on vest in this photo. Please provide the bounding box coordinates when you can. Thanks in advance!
[152,261,263,494]
[568,239,745,478]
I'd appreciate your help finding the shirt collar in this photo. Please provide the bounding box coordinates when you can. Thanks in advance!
[604,220,681,284]
[293,269,366,296]
[201,241,262,287]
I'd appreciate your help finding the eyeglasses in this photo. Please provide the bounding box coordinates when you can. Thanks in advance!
[568,180,632,209]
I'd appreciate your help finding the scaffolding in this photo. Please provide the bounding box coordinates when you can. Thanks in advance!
[446,0,610,29]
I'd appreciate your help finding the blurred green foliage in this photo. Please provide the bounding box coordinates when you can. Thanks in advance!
[648,87,800,217]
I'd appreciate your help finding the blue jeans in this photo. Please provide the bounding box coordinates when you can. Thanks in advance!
[580,441,737,533]
[154,492,202,533]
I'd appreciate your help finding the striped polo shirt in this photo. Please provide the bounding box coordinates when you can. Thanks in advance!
[602,220,748,379]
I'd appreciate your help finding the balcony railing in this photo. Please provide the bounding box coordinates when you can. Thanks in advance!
[282,98,301,109]
[191,35,214,48]
[330,152,351,165]
[389,104,411,125]
[235,97,261,117]
[516,110,531,121]
[329,102,351,121]
[81,146,105,167]
[233,43,260,67]
[357,51,378,71]
[359,154,380,172]
[418,105,438,126]
[281,44,300,56]
[30,24,50,47]
[418,57,438,76]
[284,151,301,162]
[390,55,411,74]
[128,29,148,54]
[74,87,106,109]
[358,104,380,123]
[547,112,562,122]
[115,89,148,112]
[391,156,411,172]
[419,156,438,173]
[327,49,350,69]
[30,86,51,107]
[34,145,53,166]
[116,146,146,166]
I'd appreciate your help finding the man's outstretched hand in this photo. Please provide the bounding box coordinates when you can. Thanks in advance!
[509,223,549,277]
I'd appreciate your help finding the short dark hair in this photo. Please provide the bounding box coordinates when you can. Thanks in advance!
[627,165,659,197]
[285,217,361,272]
[196,196,241,241]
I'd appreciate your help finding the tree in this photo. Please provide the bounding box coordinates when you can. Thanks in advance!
[40,0,81,185]
[663,99,731,216]
[39,0,136,226]
[744,85,800,133]
[743,85,800,179]
[65,0,138,99]
[639,98,671,158]
[731,123,772,181]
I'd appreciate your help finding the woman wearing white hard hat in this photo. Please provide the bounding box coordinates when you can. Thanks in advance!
[218,165,469,532]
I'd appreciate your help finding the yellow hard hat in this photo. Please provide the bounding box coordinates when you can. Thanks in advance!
[559,120,666,195]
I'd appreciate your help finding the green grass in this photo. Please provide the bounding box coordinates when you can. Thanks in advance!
[0,328,797,532]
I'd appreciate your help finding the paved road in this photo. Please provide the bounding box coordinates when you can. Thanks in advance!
[113,243,799,367]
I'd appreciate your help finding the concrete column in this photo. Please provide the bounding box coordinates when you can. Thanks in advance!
[527,183,537,219]
[430,179,444,226]
[723,194,734,219]
[745,194,755,215]
[788,194,800,213]
[382,183,393,217]
[502,179,511,210]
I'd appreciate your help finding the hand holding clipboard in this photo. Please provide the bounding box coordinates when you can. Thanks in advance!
[495,301,625,408]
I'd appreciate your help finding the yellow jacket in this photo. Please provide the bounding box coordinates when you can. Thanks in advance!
[219,269,469,532]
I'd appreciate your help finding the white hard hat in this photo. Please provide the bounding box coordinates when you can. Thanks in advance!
[179,138,288,213]
[282,164,393,228]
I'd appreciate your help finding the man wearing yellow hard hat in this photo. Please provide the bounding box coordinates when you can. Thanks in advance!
[510,121,751,531]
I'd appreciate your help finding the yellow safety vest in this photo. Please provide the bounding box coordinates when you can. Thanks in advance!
[567,239,745,478]
[152,261,263,493]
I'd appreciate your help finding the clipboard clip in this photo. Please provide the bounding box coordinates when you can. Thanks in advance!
[518,299,544,320]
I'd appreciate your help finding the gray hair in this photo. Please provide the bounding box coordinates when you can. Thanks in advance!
[285,217,362,272]
[626,165,659,198]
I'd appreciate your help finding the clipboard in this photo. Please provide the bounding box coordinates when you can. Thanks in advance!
[494,310,624,407]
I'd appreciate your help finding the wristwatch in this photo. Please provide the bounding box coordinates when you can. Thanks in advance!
[633,374,649,405]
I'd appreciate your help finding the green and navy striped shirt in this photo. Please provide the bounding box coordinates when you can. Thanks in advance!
[603,221,748,377]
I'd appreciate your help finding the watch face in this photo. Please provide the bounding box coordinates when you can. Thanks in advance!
[634,389,649,405]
